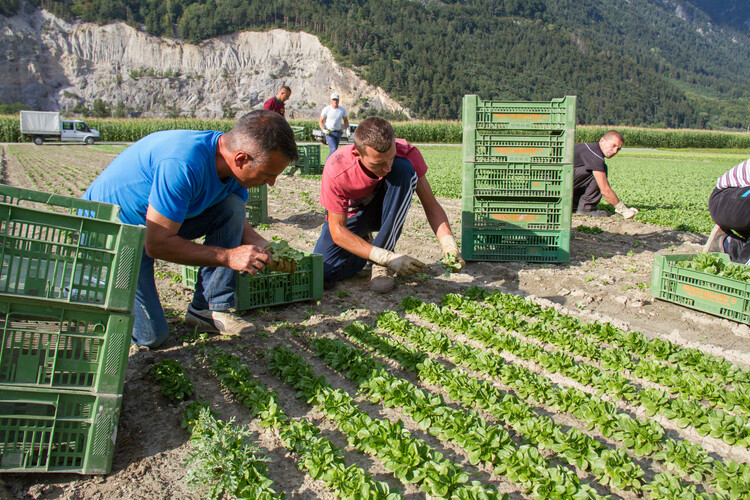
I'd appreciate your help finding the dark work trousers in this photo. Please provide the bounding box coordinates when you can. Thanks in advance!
[313,158,418,284]
[709,187,750,264]
[572,173,602,213]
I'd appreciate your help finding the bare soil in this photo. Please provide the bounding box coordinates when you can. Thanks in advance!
[1,144,747,499]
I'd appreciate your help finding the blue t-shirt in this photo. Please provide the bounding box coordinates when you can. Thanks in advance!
[83,130,248,226]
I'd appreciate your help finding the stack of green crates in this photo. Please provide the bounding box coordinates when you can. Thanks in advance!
[246,185,268,225]
[461,95,576,262]
[285,144,323,175]
[0,185,145,474]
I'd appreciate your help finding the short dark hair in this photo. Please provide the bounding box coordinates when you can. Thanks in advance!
[280,85,291,93]
[601,130,624,143]
[227,110,298,162]
[353,116,395,153]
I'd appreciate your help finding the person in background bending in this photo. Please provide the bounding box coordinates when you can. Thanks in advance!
[573,130,638,218]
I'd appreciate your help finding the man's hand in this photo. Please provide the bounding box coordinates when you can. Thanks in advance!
[615,202,639,219]
[226,245,271,274]
[439,235,465,271]
[369,247,427,275]
[323,128,331,135]
[344,128,351,139]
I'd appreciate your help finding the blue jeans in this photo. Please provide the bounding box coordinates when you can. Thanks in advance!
[132,193,246,347]
[314,158,418,283]
[325,131,342,160]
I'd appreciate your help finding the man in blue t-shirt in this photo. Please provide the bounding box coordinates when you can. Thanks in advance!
[83,110,298,348]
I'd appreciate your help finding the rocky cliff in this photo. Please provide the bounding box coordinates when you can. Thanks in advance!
[0,5,410,119]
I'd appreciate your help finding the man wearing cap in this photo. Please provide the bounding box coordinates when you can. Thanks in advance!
[263,86,291,117]
[319,93,350,159]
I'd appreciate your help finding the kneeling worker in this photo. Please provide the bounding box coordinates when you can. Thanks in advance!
[573,130,638,218]
[82,110,299,348]
[314,116,463,293]
[705,158,750,264]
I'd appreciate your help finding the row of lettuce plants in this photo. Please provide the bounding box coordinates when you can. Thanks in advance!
[150,357,282,498]
[437,293,750,446]
[465,288,750,415]
[203,347,402,499]
[310,335,593,499]
[396,297,749,498]
[266,345,502,499]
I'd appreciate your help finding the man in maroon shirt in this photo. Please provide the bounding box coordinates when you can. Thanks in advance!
[263,86,291,117]
[314,116,463,293]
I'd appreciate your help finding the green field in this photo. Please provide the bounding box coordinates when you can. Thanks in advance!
[419,145,750,235]
[76,141,748,235]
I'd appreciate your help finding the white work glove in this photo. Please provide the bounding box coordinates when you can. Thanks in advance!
[439,235,465,271]
[323,128,331,135]
[369,247,427,276]
[344,128,351,139]
[615,202,639,219]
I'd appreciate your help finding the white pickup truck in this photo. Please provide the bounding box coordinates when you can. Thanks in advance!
[20,111,101,145]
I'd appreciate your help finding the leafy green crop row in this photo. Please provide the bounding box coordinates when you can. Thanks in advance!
[390,296,748,497]
[204,347,401,499]
[267,345,501,498]
[165,285,750,498]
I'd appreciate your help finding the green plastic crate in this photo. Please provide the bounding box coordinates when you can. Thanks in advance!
[0,297,133,394]
[290,126,305,140]
[285,144,322,175]
[182,251,323,310]
[462,228,570,263]
[462,163,573,199]
[0,185,121,223]
[463,95,577,132]
[0,203,145,312]
[462,199,572,231]
[246,185,268,225]
[651,253,750,324]
[0,387,122,474]
[463,131,575,164]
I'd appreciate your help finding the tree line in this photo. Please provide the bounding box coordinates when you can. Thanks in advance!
[19,0,750,129]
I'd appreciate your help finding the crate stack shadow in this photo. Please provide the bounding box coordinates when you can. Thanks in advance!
[0,185,145,474]
[461,95,576,262]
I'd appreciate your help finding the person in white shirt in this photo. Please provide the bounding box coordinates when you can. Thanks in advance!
[319,93,350,159]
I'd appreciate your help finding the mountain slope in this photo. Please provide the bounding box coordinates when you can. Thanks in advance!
[6,0,750,128]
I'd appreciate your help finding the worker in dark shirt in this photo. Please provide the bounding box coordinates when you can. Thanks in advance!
[573,130,638,218]
[263,86,291,117]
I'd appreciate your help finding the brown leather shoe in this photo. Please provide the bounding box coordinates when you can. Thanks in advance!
[370,264,395,293]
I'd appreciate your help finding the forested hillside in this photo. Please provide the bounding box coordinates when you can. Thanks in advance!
[15,0,750,128]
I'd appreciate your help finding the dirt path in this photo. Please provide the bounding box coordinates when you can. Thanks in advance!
[0,144,746,499]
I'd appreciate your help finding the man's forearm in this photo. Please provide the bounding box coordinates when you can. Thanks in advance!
[146,234,232,267]
[601,188,620,207]
[241,220,268,247]
[330,224,373,260]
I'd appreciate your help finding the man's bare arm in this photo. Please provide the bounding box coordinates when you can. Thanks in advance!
[145,206,269,274]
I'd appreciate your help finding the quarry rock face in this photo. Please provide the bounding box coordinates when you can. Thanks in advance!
[0,6,409,119]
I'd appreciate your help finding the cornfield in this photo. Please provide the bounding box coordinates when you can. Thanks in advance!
[1,115,748,148]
